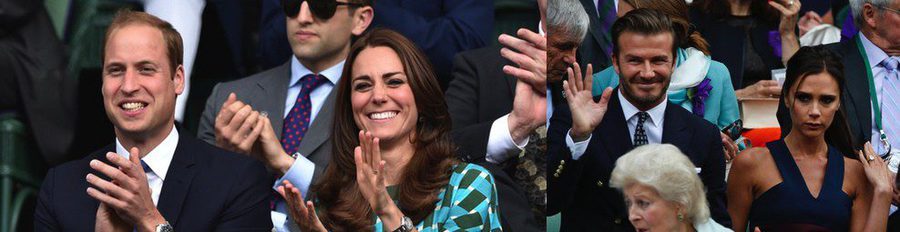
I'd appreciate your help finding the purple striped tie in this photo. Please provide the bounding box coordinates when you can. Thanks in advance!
[598,0,617,55]
[880,57,900,154]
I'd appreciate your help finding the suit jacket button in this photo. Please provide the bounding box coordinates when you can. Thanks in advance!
[597,180,604,187]
[614,218,622,224]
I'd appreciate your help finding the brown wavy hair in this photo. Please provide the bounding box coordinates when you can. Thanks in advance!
[311,28,458,231]
[620,0,710,55]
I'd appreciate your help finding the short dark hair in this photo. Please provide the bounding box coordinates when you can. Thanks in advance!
[610,8,678,59]
[103,9,183,74]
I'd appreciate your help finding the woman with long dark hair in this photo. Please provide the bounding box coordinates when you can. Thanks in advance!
[274,28,502,231]
[727,46,893,231]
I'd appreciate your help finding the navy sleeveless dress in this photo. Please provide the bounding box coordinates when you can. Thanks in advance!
[746,139,851,232]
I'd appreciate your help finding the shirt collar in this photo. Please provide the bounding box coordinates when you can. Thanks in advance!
[289,55,344,87]
[115,127,179,180]
[618,89,667,127]
[859,32,890,69]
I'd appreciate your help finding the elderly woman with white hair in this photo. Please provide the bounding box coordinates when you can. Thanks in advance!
[610,144,732,232]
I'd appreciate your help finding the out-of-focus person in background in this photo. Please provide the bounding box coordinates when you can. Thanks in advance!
[730,45,893,232]
[0,0,76,167]
[611,144,732,232]
[690,0,801,99]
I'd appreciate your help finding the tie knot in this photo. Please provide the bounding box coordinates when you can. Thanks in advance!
[883,57,899,72]
[140,160,152,173]
[636,111,649,123]
[300,74,327,90]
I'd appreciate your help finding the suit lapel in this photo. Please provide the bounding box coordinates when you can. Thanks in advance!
[598,90,634,162]
[580,0,611,58]
[297,88,336,157]
[156,135,197,226]
[840,39,873,144]
[661,102,690,149]
[256,61,292,138]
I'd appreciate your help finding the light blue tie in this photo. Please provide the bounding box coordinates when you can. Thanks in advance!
[881,56,900,152]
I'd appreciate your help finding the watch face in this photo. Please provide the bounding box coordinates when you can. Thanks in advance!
[157,224,174,232]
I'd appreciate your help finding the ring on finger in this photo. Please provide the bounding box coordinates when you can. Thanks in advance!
[788,0,794,6]
[868,154,876,161]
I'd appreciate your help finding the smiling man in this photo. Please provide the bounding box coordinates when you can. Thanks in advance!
[547,9,730,231]
[34,10,272,231]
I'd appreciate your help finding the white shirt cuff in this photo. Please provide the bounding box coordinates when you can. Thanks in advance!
[565,129,591,160]
[486,114,529,164]
[272,155,315,197]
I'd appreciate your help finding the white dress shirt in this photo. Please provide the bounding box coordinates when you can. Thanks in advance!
[565,91,667,160]
[114,126,179,206]
[271,56,343,232]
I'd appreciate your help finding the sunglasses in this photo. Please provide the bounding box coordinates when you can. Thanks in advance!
[281,0,362,20]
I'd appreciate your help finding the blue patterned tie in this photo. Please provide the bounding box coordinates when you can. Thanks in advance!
[597,0,617,56]
[881,57,900,151]
[281,74,327,155]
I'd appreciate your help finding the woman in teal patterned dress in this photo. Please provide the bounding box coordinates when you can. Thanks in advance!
[276,28,502,232]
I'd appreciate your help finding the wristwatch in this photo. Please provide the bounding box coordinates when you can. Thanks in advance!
[155,222,173,232]
[392,216,414,232]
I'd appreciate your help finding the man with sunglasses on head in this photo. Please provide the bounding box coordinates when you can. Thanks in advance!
[197,0,373,231]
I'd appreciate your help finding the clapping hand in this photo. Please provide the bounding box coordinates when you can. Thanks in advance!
[499,28,547,92]
[214,93,265,154]
[277,180,326,232]
[86,147,167,232]
[770,0,801,37]
[354,131,393,214]
[563,62,613,142]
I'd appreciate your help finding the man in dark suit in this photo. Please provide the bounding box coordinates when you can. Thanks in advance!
[547,9,730,231]
[197,0,374,230]
[34,10,272,231]
[576,0,614,71]
[777,0,900,228]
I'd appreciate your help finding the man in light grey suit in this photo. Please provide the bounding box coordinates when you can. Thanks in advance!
[197,0,374,231]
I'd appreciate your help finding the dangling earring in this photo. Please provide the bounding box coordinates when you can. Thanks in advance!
[677,212,684,222]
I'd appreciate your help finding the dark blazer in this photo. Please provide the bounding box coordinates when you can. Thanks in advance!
[198,61,335,186]
[0,0,77,165]
[34,131,273,231]
[547,89,731,231]
[372,0,493,91]
[445,45,541,232]
[576,0,613,70]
